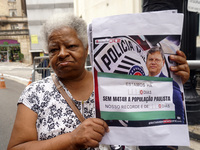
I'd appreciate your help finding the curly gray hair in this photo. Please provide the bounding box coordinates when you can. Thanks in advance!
[41,13,88,53]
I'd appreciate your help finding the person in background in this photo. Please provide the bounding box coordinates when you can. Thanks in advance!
[36,55,51,78]
[7,13,190,150]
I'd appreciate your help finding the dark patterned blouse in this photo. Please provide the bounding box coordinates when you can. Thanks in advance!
[18,76,95,139]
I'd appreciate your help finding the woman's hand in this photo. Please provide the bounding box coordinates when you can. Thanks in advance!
[169,50,190,84]
[70,118,109,149]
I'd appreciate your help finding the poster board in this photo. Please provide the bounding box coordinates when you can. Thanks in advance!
[88,12,190,146]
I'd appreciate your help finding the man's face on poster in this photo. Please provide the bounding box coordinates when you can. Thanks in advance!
[146,51,165,76]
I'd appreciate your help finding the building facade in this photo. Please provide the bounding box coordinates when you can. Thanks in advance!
[74,0,143,24]
[0,0,31,64]
[26,0,74,60]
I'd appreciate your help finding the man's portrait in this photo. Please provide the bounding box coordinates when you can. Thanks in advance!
[146,46,185,123]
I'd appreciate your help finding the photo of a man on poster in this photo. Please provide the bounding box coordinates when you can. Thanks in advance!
[145,46,185,123]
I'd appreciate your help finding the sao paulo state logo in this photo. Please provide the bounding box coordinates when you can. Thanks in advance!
[128,65,145,76]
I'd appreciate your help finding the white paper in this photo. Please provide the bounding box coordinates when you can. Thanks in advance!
[89,12,190,146]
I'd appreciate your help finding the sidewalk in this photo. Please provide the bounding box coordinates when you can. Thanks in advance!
[1,62,200,149]
[188,89,200,143]
[0,62,33,85]
[189,125,200,141]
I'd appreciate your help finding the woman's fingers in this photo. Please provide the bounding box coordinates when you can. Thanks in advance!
[169,50,190,84]
[71,118,109,149]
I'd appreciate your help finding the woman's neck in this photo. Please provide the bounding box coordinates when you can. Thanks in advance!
[60,69,88,86]
[59,70,93,101]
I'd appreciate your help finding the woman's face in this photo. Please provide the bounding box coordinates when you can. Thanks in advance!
[48,27,88,79]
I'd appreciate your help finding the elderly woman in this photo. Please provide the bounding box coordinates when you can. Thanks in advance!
[8,14,108,150]
[7,14,190,150]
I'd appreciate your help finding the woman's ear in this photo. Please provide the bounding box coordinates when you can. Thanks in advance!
[86,45,88,51]
[85,45,89,54]
[84,45,89,60]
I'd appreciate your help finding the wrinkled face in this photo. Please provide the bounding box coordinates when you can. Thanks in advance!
[146,51,165,76]
[48,27,88,79]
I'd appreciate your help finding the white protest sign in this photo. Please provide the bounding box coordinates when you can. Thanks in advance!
[89,12,189,146]
[98,72,174,121]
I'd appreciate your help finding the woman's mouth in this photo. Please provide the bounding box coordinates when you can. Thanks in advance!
[58,61,72,68]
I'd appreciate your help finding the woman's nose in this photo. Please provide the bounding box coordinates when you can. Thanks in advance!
[58,46,69,58]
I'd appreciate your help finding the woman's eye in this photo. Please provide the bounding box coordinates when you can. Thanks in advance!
[49,49,58,53]
[68,45,77,49]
